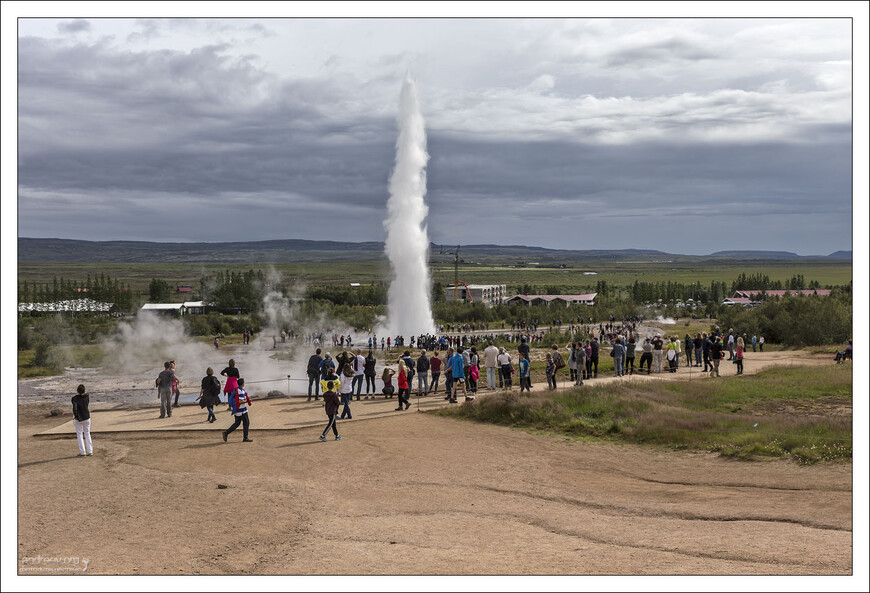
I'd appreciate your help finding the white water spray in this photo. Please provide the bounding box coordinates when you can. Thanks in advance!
[382,75,436,336]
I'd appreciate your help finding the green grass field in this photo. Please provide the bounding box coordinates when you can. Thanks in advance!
[433,365,852,464]
[18,259,851,298]
[430,261,852,291]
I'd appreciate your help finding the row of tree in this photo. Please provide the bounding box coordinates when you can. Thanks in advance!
[19,274,134,311]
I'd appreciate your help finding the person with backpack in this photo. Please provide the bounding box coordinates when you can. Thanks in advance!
[222,378,253,443]
[197,367,222,423]
[401,351,416,390]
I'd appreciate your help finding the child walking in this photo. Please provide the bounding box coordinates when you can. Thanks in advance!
[319,381,341,441]
[222,378,253,443]
[72,384,93,457]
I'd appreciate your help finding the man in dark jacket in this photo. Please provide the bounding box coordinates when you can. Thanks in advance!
[319,381,341,441]
[416,351,430,396]
[402,351,416,387]
[702,333,713,372]
[307,348,323,401]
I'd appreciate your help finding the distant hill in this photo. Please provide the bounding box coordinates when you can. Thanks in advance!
[17,237,851,264]
[709,250,802,260]
[827,250,852,259]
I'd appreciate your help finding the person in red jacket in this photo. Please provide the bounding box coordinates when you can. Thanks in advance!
[395,360,411,411]
[319,381,341,441]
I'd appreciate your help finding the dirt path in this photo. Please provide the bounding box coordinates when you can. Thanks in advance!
[17,387,852,576]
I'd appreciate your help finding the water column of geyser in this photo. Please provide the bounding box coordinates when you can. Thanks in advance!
[383,75,436,337]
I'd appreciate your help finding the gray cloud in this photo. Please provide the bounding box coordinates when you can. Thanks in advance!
[57,19,91,34]
[14,18,855,255]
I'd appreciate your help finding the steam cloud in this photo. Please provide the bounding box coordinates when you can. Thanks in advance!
[381,75,436,337]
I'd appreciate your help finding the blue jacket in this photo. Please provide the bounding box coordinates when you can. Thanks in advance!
[449,354,465,379]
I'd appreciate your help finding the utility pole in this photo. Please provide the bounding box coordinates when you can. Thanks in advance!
[436,244,462,301]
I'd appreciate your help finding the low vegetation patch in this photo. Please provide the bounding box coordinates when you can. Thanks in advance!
[433,365,852,464]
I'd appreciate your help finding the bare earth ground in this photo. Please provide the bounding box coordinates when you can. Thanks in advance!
[16,351,852,576]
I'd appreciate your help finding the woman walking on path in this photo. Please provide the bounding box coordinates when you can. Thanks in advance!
[220,359,240,405]
[319,381,341,441]
[395,360,411,410]
[72,384,93,457]
[222,378,253,443]
[735,337,745,375]
[197,367,222,423]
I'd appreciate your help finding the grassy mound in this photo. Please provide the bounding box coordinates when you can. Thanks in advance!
[433,365,852,464]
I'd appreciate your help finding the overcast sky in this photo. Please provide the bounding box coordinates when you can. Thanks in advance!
[9,8,866,255]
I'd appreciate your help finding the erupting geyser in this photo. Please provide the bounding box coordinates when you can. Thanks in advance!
[382,75,436,337]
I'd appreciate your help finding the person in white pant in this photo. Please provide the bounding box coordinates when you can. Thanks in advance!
[483,341,499,390]
[71,384,93,457]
